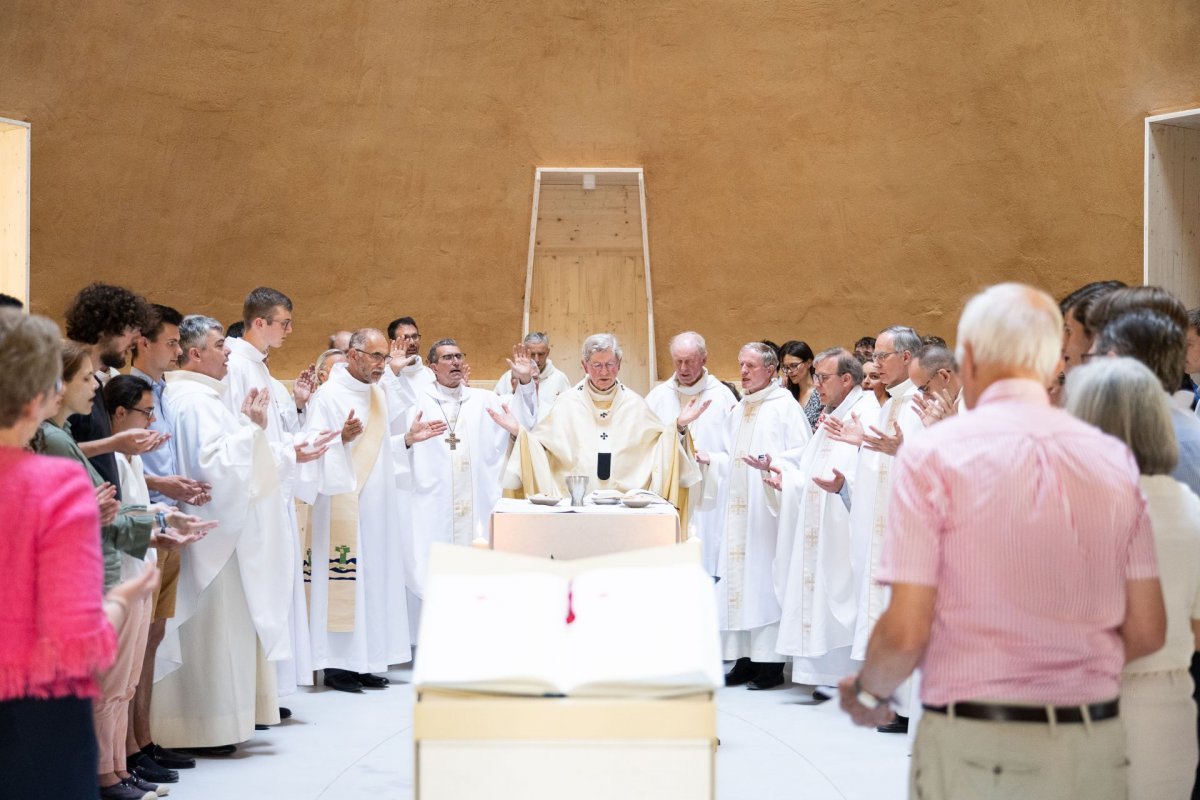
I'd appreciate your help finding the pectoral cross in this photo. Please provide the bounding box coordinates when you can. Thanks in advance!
[600,432,608,440]
[446,432,460,450]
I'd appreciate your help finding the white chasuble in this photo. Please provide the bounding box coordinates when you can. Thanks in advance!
[503,381,702,518]
[151,370,291,747]
[295,364,413,673]
[775,386,880,684]
[222,336,312,692]
[847,378,924,660]
[403,381,536,598]
[710,384,812,641]
[646,371,738,574]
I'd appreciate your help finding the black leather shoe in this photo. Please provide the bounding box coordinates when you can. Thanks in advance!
[747,662,786,690]
[255,724,269,730]
[876,715,909,734]
[279,706,293,719]
[724,657,755,687]
[323,669,364,693]
[355,672,390,689]
[144,743,195,769]
[128,751,179,784]
[177,744,237,757]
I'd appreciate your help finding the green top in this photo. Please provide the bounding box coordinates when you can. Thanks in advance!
[38,420,153,591]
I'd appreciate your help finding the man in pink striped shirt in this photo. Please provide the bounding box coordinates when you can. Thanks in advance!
[838,283,1166,799]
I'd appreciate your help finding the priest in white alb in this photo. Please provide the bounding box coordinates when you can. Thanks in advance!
[403,338,537,608]
[151,316,296,751]
[296,329,443,693]
[772,348,879,688]
[223,287,334,701]
[645,331,736,574]
[494,331,573,419]
[701,342,811,690]
[500,333,703,515]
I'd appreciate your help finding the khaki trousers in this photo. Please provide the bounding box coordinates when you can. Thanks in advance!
[912,703,1128,800]
[94,591,152,774]
[1122,669,1197,800]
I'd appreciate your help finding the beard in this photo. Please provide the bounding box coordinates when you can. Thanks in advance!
[100,347,127,370]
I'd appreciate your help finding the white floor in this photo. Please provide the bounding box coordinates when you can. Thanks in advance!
[158,666,910,799]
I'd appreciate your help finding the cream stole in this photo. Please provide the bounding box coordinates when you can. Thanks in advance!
[325,383,386,632]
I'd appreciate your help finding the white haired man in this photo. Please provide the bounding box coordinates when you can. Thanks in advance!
[499,333,702,510]
[494,331,572,420]
[151,316,313,753]
[839,284,1165,800]
[702,342,812,690]
[773,348,880,690]
[645,331,737,574]
[822,324,924,732]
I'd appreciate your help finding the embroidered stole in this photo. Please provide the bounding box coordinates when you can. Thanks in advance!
[326,384,386,632]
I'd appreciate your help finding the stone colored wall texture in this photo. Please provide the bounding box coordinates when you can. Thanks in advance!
[2,1,1200,377]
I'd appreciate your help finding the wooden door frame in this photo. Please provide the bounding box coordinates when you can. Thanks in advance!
[1144,107,1200,290]
[523,167,658,385]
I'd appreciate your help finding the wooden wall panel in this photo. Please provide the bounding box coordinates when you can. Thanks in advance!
[529,183,651,393]
[0,123,29,305]
[1148,122,1200,308]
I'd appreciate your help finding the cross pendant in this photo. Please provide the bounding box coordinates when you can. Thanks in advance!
[600,432,608,440]
[447,432,460,450]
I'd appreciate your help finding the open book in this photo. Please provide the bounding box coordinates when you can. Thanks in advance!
[413,541,724,698]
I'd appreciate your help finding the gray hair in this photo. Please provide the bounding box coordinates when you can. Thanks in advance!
[669,331,707,357]
[523,331,550,347]
[0,310,63,429]
[741,342,779,371]
[315,348,346,376]
[582,333,622,362]
[916,344,958,373]
[880,325,922,358]
[956,283,1063,384]
[349,327,385,352]
[1066,357,1178,476]
[428,337,458,363]
[179,315,224,362]
[815,347,864,384]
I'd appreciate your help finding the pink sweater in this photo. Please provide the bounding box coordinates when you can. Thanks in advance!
[0,447,116,701]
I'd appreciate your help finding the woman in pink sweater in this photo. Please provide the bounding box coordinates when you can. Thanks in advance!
[0,310,155,798]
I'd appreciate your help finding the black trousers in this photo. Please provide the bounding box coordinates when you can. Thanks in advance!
[0,695,97,798]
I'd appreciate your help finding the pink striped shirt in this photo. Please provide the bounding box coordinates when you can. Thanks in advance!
[879,379,1158,705]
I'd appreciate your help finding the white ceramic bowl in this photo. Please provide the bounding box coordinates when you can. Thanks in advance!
[528,494,563,506]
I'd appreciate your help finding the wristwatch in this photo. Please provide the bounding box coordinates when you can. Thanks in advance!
[854,677,888,710]
[154,510,168,532]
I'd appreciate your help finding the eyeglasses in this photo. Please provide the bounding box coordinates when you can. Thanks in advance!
[437,352,467,362]
[127,405,156,419]
[917,369,947,394]
[873,350,898,363]
[781,363,809,374]
[812,371,840,384]
[352,347,391,364]
[586,361,619,372]
[399,333,421,341]
[267,318,293,331]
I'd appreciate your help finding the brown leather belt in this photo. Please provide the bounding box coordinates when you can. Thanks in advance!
[922,699,1119,724]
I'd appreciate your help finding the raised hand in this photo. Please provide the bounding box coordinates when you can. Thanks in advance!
[293,365,318,409]
[296,429,339,463]
[462,361,472,387]
[765,464,784,491]
[165,511,219,537]
[148,474,211,503]
[405,411,449,447]
[506,343,535,385]
[341,409,364,444]
[825,412,865,447]
[676,398,712,431]
[95,482,119,525]
[863,421,904,456]
[241,388,270,429]
[695,450,711,466]
[742,453,773,472]
[112,428,169,456]
[486,404,519,437]
[813,467,846,494]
